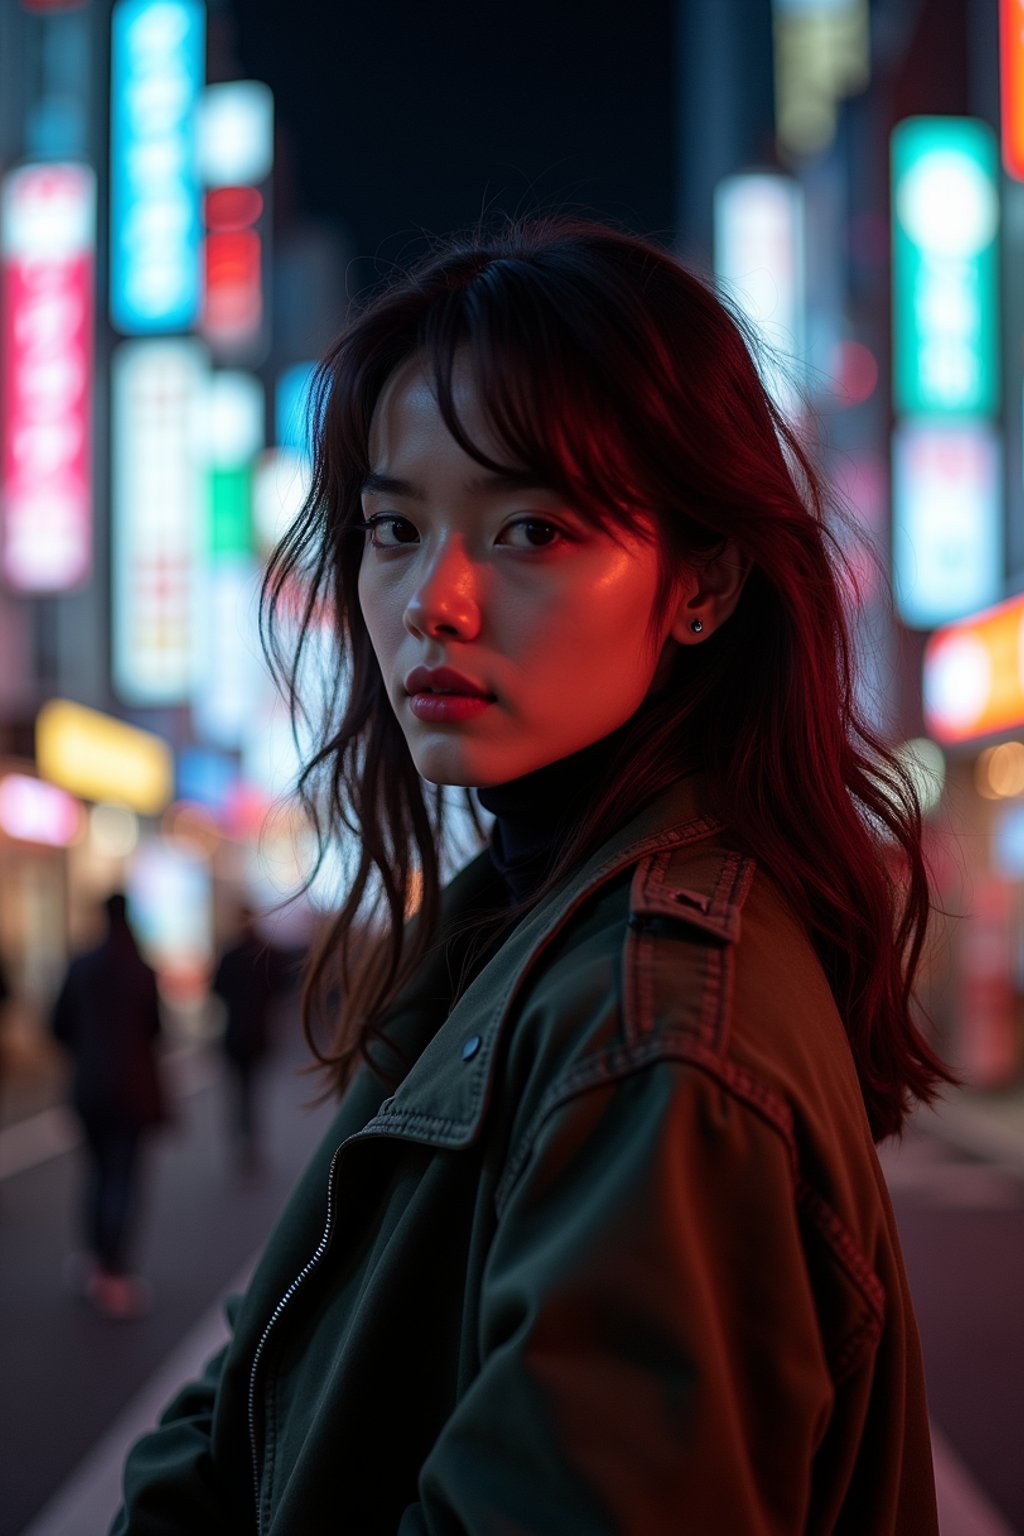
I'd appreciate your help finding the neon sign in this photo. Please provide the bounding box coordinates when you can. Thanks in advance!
[110,0,204,333]
[892,117,1000,416]
[1,162,95,591]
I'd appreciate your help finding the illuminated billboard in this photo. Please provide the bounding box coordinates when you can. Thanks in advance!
[1,162,95,591]
[197,81,273,360]
[772,0,869,158]
[276,361,316,455]
[892,117,999,416]
[198,80,274,188]
[112,339,207,703]
[192,371,266,746]
[713,173,805,414]
[110,0,205,333]
[892,419,1001,629]
[0,774,83,848]
[924,594,1024,744]
[1001,0,1024,178]
[37,699,173,814]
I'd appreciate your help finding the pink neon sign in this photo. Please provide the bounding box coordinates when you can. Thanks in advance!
[0,773,82,848]
[1,163,95,590]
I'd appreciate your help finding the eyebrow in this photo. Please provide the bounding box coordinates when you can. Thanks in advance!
[360,469,556,500]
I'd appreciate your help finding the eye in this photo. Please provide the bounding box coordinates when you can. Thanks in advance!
[498,517,565,550]
[359,514,419,549]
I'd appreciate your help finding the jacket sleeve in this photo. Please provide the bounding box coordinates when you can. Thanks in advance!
[108,1301,243,1535]
[399,1058,836,1536]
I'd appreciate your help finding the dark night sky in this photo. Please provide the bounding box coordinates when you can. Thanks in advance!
[228,0,676,271]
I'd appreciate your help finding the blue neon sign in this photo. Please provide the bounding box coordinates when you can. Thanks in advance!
[110,0,205,333]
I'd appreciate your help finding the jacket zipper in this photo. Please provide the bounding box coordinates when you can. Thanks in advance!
[248,1133,354,1535]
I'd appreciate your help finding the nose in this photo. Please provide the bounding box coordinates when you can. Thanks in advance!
[403,539,482,642]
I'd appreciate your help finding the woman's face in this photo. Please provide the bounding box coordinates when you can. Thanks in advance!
[357,355,688,788]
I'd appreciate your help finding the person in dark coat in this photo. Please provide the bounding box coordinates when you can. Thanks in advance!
[211,907,287,1173]
[52,891,166,1319]
[111,219,954,1530]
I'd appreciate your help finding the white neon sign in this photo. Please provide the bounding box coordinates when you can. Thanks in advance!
[112,340,207,703]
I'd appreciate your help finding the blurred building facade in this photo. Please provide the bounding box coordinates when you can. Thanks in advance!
[0,0,1021,1101]
[676,0,1022,1092]
[0,0,348,1082]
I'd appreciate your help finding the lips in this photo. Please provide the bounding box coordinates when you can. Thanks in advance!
[404,666,494,700]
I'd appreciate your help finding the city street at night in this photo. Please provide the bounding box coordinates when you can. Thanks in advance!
[3,1066,1023,1535]
[3,0,1024,1531]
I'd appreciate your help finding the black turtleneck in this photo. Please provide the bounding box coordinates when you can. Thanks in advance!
[476,721,644,905]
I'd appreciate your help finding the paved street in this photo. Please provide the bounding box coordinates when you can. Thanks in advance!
[2,1035,1023,1535]
[0,1029,335,1536]
[879,1126,1024,1534]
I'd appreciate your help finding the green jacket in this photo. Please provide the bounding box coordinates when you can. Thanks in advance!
[112,776,938,1535]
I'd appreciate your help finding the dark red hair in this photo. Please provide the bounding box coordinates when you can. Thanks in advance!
[263,216,955,1141]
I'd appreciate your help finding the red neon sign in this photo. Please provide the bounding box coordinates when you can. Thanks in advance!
[1002,0,1024,177]
[1,163,94,590]
[202,187,263,352]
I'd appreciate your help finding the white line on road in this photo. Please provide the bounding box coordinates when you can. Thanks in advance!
[15,1281,1019,1536]
[19,1258,255,1536]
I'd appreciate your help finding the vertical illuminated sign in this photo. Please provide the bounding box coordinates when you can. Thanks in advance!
[202,187,265,352]
[197,80,273,360]
[275,361,315,454]
[253,360,315,553]
[713,173,806,414]
[1,162,95,591]
[772,0,870,158]
[892,118,1000,416]
[112,340,206,702]
[892,420,1001,628]
[192,372,266,746]
[1002,0,1024,178]
[110,0,204,333]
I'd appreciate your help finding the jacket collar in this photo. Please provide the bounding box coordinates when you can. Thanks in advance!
[360,772,722,1150]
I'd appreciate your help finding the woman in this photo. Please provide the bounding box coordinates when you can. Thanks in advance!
[112,219,951,1534]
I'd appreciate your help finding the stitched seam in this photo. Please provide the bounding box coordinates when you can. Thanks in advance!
[796,1177,886,1380]
[708,849,754,929]
[626,923,656,1046]
[494,1035,885,1378]
[696,943,726,1050]
[382,816,724,1136]
[496,1033,800,1214]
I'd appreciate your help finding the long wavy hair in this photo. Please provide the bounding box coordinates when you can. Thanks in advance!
[262,216,955,1141]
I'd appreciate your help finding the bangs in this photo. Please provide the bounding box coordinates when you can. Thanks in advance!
[412,263,656,540]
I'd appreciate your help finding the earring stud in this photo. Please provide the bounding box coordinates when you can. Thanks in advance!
[690,617,704,634]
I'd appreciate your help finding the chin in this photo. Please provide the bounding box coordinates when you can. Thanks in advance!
[411,749,483,789]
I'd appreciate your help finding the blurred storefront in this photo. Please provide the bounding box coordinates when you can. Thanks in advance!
[0,1,337,1078]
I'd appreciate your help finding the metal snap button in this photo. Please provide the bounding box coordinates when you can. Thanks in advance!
[462,1035,482,1061]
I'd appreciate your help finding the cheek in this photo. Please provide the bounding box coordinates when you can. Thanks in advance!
[531,569,661,676]
[356,567,394,662]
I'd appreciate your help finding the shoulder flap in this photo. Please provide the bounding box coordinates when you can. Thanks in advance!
[629,841,755,944]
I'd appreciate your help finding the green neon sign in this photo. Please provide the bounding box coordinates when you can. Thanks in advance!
[892,117,1000,416]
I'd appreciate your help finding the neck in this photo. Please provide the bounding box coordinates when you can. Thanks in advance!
[476,721,645,904]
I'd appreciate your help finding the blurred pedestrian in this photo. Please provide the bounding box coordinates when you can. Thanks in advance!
[0,949,11,1122]
[52,892,167,1320]
[211,906,287,1175]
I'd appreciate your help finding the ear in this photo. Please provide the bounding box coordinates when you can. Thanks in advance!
[667,539,750,644]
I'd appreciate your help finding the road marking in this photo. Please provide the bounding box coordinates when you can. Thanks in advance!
[930,1421,1019,1536]
[19,1258,255,1536]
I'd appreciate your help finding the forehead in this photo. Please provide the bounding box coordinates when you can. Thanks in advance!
[367,354,500,473]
